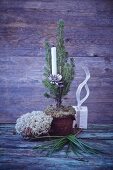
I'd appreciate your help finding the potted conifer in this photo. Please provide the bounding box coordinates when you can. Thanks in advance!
[43,20,76,136]
[16,20,100,157]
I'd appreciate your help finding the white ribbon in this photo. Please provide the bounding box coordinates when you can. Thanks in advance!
[76,67,90,108]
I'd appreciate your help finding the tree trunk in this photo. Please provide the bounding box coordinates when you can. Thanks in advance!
[56,86,63,108]
[56,97,62,108]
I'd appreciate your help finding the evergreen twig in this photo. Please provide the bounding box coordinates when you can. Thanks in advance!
[43,20,75,108]
[33,134,102,157]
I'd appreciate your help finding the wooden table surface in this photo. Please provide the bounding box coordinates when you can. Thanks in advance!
[0,124,113,170]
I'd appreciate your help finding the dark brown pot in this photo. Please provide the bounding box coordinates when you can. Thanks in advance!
[50,116,74,136]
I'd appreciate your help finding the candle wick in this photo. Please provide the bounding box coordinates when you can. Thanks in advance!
[52,45,55,47]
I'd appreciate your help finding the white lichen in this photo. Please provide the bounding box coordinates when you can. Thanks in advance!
[15,111,53,137]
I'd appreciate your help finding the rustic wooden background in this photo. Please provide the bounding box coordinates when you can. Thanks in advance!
[0,0,113,123]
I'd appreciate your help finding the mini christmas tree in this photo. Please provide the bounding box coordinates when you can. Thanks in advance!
[43,19,75,109]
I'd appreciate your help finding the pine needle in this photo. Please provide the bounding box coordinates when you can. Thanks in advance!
[33,134,102,157]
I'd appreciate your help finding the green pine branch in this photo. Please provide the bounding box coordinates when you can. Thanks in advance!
[33,134,102,157]
[43,20,75,107]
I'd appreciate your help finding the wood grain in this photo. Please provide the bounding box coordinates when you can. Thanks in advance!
[0,0,113,123]
[0,124,113,170]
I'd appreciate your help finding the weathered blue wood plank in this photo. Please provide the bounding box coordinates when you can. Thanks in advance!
[0,124,113,170]
[0,0,113,125]
[0,156,113,170]
[0,56,113,123]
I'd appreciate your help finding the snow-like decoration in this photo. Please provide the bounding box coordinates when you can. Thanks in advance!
[15,111,53,137]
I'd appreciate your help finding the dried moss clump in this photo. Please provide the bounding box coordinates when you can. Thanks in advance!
[45,105,75,118]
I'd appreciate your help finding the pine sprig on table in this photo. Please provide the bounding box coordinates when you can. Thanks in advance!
[33,134,101,157]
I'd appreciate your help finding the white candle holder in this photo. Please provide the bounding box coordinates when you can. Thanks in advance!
[73,66,90,129]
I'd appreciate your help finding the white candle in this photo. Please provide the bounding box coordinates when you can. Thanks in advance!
[51,46,57,75]
[73,106,88,129]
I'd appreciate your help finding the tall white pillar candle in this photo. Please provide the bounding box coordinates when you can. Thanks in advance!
[51,46,57,75]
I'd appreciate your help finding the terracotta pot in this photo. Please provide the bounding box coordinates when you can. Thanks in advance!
[50,116,74,136]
